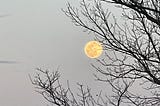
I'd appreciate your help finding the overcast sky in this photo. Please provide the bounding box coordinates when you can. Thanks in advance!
[0,0,118,106]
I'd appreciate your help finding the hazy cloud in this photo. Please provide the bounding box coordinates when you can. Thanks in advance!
[0,60,17,64]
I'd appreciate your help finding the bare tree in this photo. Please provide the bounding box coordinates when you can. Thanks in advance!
[31,0,160,106]
[30,68,107,106]
[63,0,160,105]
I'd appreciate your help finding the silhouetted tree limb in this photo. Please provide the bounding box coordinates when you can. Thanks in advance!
[30,68,107,106]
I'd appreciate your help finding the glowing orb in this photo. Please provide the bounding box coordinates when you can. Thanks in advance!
[84,41,103,58]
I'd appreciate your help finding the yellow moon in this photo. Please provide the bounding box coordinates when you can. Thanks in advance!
[84,41,103,58]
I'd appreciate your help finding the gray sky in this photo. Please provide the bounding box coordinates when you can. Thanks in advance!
[0,0,118,106]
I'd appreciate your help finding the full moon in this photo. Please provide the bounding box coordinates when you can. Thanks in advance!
[84,41,103,58]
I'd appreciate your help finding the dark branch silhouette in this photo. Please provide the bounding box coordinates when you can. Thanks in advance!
[30,68,107,106]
